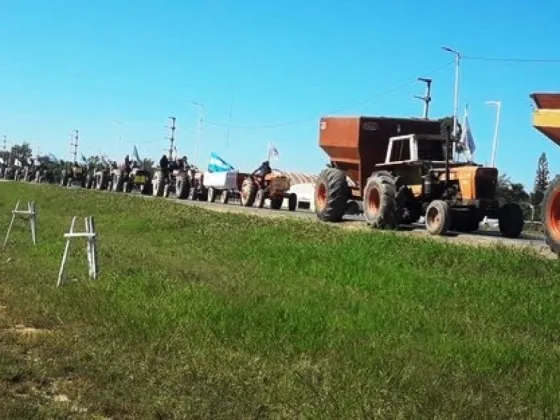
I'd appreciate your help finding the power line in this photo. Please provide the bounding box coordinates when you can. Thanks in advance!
[205,60,455,130]
[463,55,560,63]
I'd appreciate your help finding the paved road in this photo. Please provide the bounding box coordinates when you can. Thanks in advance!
[150,189,553,258]
[3,179,555,258]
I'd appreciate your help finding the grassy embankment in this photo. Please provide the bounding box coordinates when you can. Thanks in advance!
[0,182,559,419]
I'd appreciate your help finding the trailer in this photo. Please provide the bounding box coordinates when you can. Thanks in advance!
[531,92,560,254]
[203,170,250,204]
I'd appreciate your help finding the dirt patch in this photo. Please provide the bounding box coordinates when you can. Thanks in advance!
[0,323,52,338]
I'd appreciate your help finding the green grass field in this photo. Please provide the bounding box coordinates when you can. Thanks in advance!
[0,182,559,419]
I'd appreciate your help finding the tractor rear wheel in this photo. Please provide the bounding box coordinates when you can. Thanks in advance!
[363,173,398,229]
[314,168,349,222]
[498,202,524,238]
[240,177,257,207]
[543,176,560,255]
[425,200,451,235]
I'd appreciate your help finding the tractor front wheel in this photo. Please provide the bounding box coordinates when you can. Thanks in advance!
[270,196,283,210]
[220,190,229,204]
[208,187,217,203]
[176,175,189,199]
[425,200,451,236]
[288,193,297,212]
[255,189,266,208]
[498,202,524,239]
[240,177,257,207]
[153,171,165,197]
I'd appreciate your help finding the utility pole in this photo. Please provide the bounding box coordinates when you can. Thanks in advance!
[414,77,432,119]
[166,117,176,160]
[70,130,79,162]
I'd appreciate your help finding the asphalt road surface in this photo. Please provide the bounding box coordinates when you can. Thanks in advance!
[3,179,555,258]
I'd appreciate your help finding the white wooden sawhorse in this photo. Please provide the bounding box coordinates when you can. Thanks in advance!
[2,200,37,250]
[57,216,99,287]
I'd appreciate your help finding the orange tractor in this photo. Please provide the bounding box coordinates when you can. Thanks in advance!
[240,171,297,211]
[531,92,560,255]
[314,115,524,237]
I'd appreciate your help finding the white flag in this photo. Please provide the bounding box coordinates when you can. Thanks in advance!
[460,106,476,155]
[267,142,279,161]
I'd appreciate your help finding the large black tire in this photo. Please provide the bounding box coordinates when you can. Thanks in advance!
[314,168,349,222]
[113,174,124,192]
[288,193,297,212]
[96,173,105,190]
[198,188,208,202]
[363,173,398,229]
[240,177,257,207]
[425,200,451,236]
[176,175,189,199]
[208,187,217,203]
[452,211,481,233]
[140,181,153,195]
[543,176,560,255]
[270,196,283,210]
[86,174,94,189]
[498,202,524,239]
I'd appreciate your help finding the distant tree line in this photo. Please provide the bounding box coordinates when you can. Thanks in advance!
[496,152,551,222]
[0,142,154,171]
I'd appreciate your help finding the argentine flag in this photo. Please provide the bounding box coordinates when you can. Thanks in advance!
[208,152,235,173]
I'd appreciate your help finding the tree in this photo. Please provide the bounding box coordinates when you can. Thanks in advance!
[10,142,33,163]
[496,173,532,220]
[531,152,550,221]
[531,152,550,206]
[141,158,154,170]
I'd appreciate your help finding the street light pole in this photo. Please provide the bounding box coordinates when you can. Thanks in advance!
[441,47,461,136]
[486,100,502,168]
[113,119,124,143]
[191,102,204,167]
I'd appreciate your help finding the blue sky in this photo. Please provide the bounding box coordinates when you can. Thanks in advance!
[1,0,560,189]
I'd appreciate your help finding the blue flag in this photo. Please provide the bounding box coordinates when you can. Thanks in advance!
[208,152,235,173]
